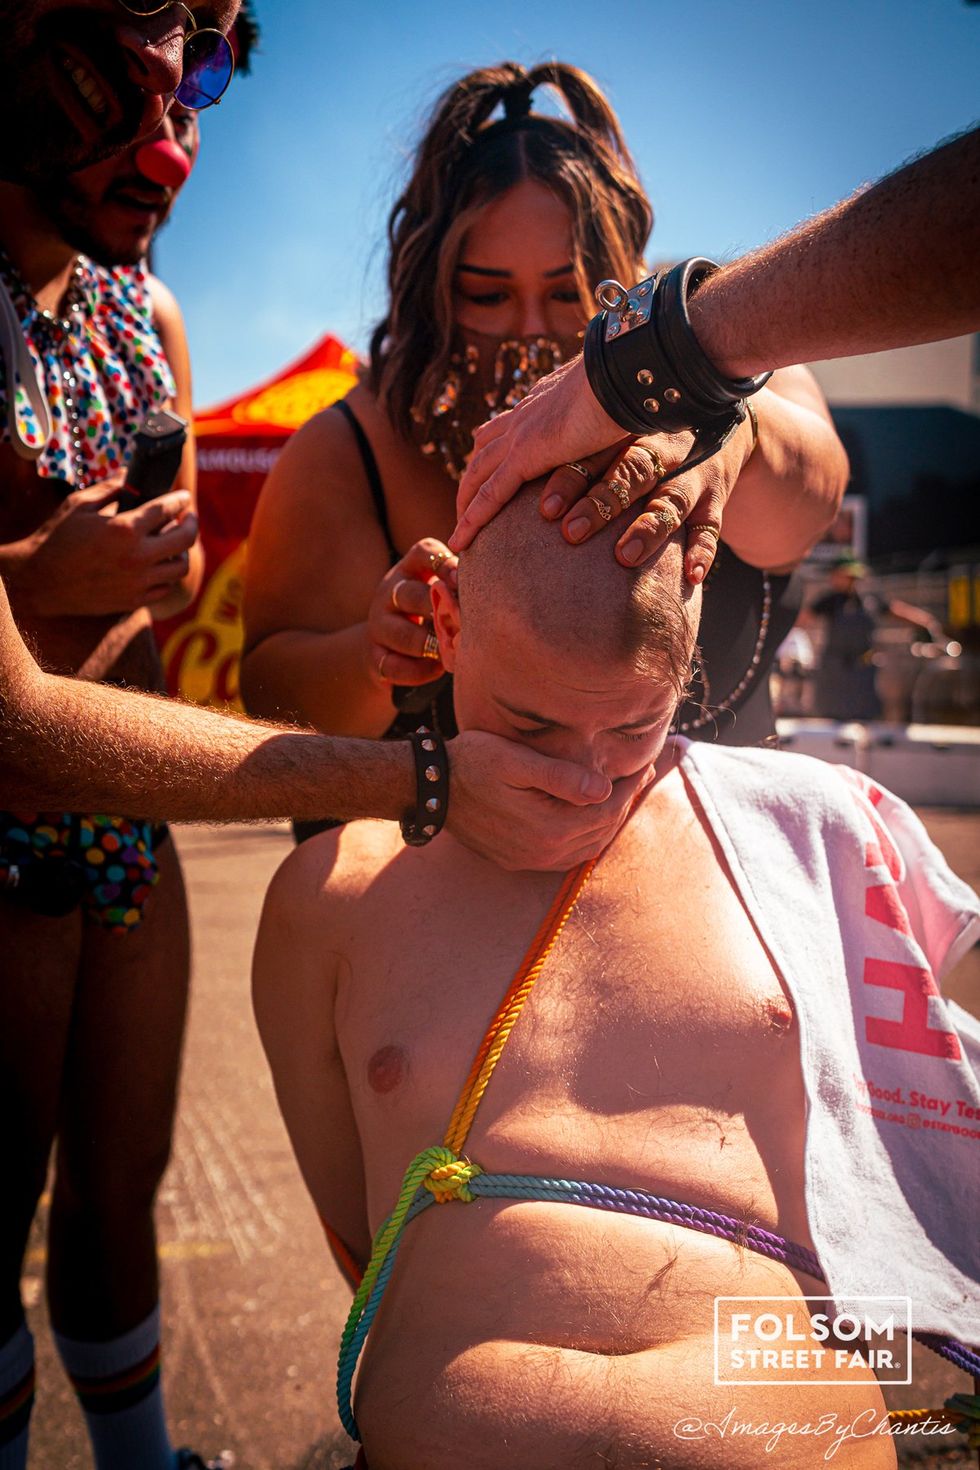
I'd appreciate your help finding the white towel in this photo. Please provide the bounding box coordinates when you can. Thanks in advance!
[678,738,980,1343]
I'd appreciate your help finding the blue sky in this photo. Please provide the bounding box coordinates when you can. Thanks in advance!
[155,0,980,407]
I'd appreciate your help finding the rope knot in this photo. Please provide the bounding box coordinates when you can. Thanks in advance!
[422,1146,483,1204]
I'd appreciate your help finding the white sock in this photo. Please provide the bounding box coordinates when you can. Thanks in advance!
[53,1303,175,1470]
[0,1321,34,1470]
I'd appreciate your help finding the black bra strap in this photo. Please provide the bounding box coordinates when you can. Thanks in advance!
[334,399,398,565]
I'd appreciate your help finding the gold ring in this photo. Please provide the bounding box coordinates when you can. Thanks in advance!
[646,449,666,481]
[608,482,631,511]
[421,631,441,660]
[587,495,613,523]
[688,523,721,540]
[391,578,410,611]
[428,549,449,572]
[650,506,679,534]
[562,461,591,482]
[377,651,391,681]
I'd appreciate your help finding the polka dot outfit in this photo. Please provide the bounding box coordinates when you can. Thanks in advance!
[0,248,175,488]
[0,251,175,930]
[0,816,160,934]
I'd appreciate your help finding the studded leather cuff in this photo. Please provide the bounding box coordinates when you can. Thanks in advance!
[400,726,449,847]
[583,258,772,471]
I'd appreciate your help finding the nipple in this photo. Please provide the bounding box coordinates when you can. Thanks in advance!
[135,140,192,189]
[367,1044,408,1094]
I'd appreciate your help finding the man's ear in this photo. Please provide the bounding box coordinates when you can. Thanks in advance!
[430,580,462,672]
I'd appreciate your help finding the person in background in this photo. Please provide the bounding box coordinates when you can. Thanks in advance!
[0,4,644,897]
[810,558,943,722]
[772,612,816,718]
[0,87,223,1470]
[242,60,847,794]
[452,126,980,562]
[0,14,975,834]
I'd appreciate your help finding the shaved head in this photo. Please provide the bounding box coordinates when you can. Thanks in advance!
[459,483,701,698]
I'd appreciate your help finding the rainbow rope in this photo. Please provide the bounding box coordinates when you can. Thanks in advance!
[334,856,980,1447]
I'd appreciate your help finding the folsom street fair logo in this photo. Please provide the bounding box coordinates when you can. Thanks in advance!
[714,1297,912,1386]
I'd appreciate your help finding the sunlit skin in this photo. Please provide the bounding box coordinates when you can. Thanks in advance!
[254,571,892,1467]
[242,179,589,736]
[453,179,584,341]
[0,0,238,183]
[433,583,674,784]
[34,105,199,267]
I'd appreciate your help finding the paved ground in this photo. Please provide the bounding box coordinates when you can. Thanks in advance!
[23,811,980,1470]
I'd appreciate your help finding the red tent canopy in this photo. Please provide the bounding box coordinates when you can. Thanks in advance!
[155,333,359,706]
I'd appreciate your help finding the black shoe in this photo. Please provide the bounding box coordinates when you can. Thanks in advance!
[175,1451,235,1469]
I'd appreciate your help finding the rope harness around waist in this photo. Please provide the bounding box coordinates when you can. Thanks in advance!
[335,858,980,1444]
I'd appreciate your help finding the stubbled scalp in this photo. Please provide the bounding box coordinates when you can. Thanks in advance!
[459,482,701,697]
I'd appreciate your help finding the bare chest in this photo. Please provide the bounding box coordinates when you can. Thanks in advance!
[340,839,798,1160]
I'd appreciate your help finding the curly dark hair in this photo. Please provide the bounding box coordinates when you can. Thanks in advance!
[369,61,653,440]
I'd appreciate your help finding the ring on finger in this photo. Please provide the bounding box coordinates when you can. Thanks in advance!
[650,506,679,534]
[377,651,391,681]
[562,461,591,483]
[688,522,721,540]
[608,481,631,511]
[428,549,449,572]
[421,631,441,660]
[587,495,614,523]
[648,449,666,480]
[391,578,410,612]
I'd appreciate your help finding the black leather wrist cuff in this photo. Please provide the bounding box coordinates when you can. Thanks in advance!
[583,258,771,457]
[400,726,449,847]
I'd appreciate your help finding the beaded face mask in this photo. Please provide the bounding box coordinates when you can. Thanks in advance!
[413,328,583,481]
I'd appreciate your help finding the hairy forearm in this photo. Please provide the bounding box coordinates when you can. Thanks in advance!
[0,596,412,819]
[720,379,849,569]
[241,623,397,738]
[689,127,980,377]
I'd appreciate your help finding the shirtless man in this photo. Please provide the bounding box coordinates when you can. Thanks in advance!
[253,488,979,1467]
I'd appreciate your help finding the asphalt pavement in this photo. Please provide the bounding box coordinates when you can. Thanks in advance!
[23,811,980,1470]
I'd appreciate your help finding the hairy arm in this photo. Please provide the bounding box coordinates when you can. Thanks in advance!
[241,408,399,737]
[252,840,372,1275]
[1,573,633,865]
[0,575,412,817]
[689,126,980,376]
[148,272,204,617]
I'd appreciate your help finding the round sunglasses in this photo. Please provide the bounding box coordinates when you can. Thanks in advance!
[116,1,235,109]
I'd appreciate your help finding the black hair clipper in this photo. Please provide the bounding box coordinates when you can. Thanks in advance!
[115,408,188,512]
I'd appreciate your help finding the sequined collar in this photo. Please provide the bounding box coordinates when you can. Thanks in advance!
[0,246,97,348]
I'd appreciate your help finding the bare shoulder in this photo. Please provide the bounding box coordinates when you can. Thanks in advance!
[259,382,381,515]
[244,387,393,639]
[146,271,182,330]
[263,819,403,938]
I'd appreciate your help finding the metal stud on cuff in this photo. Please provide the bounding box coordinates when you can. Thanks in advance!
[400,726,450,847]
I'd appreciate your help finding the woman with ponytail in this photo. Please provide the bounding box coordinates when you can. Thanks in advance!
[242,62,847,799]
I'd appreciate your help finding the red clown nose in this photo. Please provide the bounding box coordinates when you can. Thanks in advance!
[134,140,193,189]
